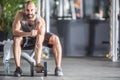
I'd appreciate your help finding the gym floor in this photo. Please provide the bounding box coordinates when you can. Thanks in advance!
[0,56,120,80]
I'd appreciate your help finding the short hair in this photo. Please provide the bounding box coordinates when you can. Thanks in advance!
[23,0,35,9]
[26,0,34,5]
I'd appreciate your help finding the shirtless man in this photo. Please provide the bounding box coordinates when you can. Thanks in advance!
[12,0,63,77]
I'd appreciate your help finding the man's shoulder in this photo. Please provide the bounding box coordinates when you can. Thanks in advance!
[37,17,45,23]
[14,10,24,21]
[16,10,24,17]
[36,17,45,26]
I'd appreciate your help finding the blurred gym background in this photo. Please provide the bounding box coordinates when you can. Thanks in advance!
[0,0,120,61]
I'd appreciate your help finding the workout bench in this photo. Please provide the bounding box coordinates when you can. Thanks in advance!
[3,38,48,77]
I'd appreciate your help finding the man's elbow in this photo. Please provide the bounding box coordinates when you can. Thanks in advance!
[12,30,20,37]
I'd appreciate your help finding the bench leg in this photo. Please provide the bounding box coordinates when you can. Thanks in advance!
[4,61,10,75]
[30,62,34,76]
[44,62,47,77]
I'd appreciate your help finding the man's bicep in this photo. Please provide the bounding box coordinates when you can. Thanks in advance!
[12,19,20,30]
[36,18,45,34]
[12,18,22,36]
[12,11,22,31]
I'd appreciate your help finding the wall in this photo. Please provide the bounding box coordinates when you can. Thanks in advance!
[56,19,111,57]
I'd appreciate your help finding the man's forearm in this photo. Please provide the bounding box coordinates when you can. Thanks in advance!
[13,31,31,37]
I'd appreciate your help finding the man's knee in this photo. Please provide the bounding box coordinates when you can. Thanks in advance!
[49,35,60,44]
[13,37,22,46]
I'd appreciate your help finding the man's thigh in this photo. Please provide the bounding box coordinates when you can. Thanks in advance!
[14,37,23,45]
[22,32,54,48]
[22,37,36,48]
[43,32,54,48]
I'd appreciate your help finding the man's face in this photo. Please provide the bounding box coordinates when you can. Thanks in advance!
[24,3,36,19]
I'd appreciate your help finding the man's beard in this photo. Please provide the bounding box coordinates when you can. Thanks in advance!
[26,14,34,19]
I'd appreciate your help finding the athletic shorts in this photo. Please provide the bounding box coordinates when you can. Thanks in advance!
[22,32,53,49]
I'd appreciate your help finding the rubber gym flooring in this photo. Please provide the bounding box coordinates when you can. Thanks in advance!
[0,56,120,80]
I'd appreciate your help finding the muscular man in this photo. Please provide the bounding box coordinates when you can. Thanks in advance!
[12,1,63,77]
